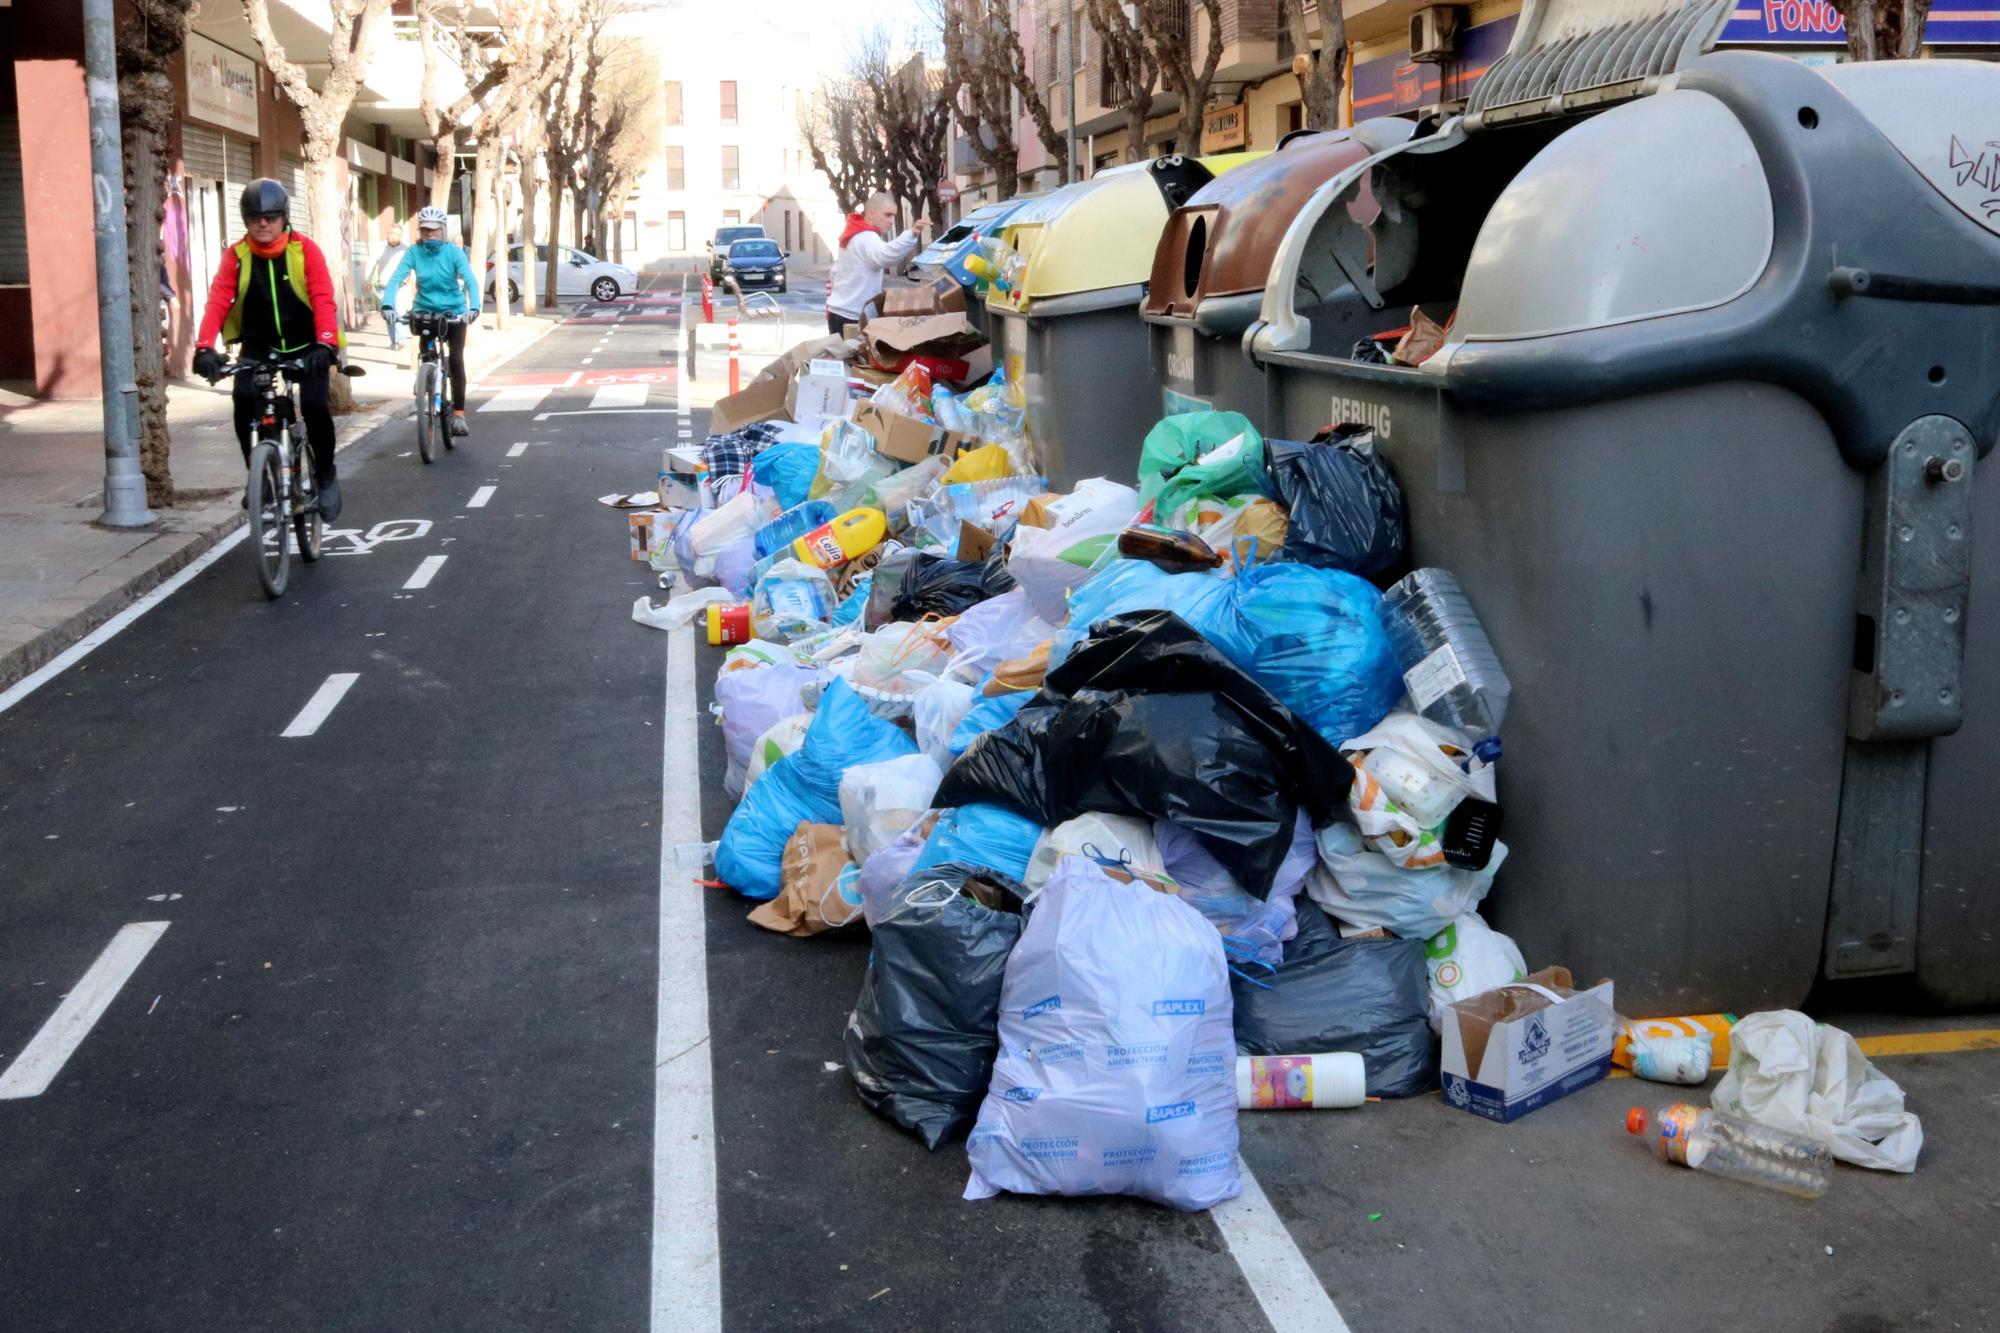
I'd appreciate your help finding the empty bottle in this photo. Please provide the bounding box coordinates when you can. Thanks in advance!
[793,507,888,568]
[1626,1103,1834,1198]
[1118,524,1224,574]
[754,499,837,560]
[1380,568,1512,741]
[964,237,1018,294]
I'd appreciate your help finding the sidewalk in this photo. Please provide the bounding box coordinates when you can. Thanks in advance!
[0,311,559,691]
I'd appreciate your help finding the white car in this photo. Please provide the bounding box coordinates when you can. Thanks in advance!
[487,245,637,304]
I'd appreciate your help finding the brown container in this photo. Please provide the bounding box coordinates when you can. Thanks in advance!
[1144,130,1385,320]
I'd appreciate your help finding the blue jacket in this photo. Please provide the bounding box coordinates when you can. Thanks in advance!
[380,240,482,317]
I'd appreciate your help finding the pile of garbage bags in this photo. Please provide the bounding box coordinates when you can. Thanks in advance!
[629,328,1557,1209]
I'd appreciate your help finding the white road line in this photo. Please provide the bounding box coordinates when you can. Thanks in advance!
[477,386,552,413]
[0,922,172,1100]
[0,527,248,718]
[581,356,595,364]
[1212,1165,1353,1332]
[561,369,582,388]
[652,624,721,1331]
[589,383,649,411]
[467,486,496,508]
[280,672,359,738]
[506,441,530,458]
[403,555,448,590]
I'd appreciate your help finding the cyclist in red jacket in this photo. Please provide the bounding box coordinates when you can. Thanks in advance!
[192,179,345,520]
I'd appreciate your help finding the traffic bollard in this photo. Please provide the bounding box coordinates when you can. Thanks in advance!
[727,318,741,395]
[701,273,714,324]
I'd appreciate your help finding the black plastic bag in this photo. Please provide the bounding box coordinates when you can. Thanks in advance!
[844,862,1029,1149]
[936,612,1349,894]
[1231,898,1438,1098]
[889,550,1018,620]
[1265,428,1406,579]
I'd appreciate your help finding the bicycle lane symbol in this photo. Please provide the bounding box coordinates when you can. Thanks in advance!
[318,518,433,557]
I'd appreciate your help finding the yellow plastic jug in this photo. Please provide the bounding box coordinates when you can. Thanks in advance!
[792,507,887,568]
[942,444,1011,484]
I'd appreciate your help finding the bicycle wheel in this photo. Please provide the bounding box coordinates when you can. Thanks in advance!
[415,362,437,464]
[293,440,323,563]
[247,441,290,598]
[441,347,457,451]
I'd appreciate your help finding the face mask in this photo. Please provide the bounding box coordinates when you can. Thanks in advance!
[420,237,443,252]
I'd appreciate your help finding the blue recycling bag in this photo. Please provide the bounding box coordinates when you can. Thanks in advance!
[912,803,1044,882]
[947,680,1034,757]
[751,442,823,512]
[716,679,918,898]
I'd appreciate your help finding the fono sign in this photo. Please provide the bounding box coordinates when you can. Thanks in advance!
[1720,0,2000,44]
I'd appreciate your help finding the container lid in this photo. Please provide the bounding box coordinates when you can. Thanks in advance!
[1466,0,1734,128]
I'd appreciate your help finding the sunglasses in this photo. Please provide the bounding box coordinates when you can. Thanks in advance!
[248,212,285,224]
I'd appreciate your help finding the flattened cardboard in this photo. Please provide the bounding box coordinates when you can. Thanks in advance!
[1439,966,1616,1123]
[880,277,968,317]
[956,521,996,563]
[711,335,854,435]
[862,310,978,353]
[852,399,970,465]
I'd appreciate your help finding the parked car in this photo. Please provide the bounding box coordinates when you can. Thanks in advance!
[720,238,787,292]
[487,245,637,304]
[706,224,768,281]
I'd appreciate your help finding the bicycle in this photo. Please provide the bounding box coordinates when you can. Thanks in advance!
[396,311,470,464]
[207,352,359,598]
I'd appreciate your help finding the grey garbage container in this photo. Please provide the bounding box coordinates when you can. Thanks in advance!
[1246,13,2000,1013]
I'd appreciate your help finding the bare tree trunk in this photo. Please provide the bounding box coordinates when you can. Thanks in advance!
[430,131,457,210]
[1284,0,1344,131]
[123,105,173,506]
[303,147,357,412]
[517,119,540,317]
[491,150,511,329]
[467,136,499,315]
[547,182,564,307]
[1834,0,1932,59]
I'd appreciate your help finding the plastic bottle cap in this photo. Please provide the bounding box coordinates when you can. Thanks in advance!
[1625,1107,1649,1135]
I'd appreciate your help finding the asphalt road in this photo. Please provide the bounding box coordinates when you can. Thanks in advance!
[2,290,1997,1332]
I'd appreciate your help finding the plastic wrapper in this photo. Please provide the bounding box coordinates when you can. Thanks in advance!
[1231,898,1438,1098]
[1263,430,1407,579]
[964,858,1239,1211]
[715,680,919,899]
[890,550,1018,621]
[845,862,1028,1150]
[1137,411,1270,520]
[688,487,780,560]
[749,560,836,642]
[852,621,953,693]
[912,803,1044,882]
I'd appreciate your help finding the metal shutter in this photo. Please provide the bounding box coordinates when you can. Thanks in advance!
[0,116,27,284]
[279,153,315,238]
[225,139,255,199]
[182,123,229,181]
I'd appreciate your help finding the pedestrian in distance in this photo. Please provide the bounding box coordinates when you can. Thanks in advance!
[379,205,483,437]
[369,225,411,352]
[826,191,929,335]
[191,178,346,521]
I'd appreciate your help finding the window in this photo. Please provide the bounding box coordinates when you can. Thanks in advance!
[721,145,740,191]
[720,81,738,125]
[666,145,685,191]
[723,209,741,224]
[664,81,683,126]
[783,211,793,251]
[668,211,686,251]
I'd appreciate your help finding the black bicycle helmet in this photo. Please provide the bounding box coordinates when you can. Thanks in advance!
[239,178,290,225]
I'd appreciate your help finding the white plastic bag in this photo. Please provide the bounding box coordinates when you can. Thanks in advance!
[1154,814,1313,968]
[856,815,938,925]
[687,487,779,559]
[1308,822,1507,941]
[631,587,735,631]
[946,588,1058,676]
[1711,1011,1923,1172]
[1422,912,1526,1033]
[1006,479,1141,621]
[1340,712,1495,870]
[911,673,978,767]
[750,559,836,642]
[963,857,1240,1211]
[852,622,951,693]
[1022,814,1163,895]
[744,713,812,791]
[838,753,945,864]
[715,664,813,799]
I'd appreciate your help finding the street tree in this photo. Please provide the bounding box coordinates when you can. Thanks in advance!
[851,29,950,223]
[799,77,881,213]
[1832,0,1932,58]
[581,47,665,263]
[417,2,510,213]
[115,0,196,507]
[239,0,394,411]
[1085,0,1160,162]
[462,1,569,325]
[1143,0,1224,154]
[1282,0,1345,131]
[512,104,544,317]
[929,0,1071,198]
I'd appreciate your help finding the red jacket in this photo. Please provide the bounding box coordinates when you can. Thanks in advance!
[196,231,341,351]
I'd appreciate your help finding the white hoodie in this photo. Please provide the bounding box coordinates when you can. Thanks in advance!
[826,227,923,320]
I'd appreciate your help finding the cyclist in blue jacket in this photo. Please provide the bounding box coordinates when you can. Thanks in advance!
[379,205,483,436]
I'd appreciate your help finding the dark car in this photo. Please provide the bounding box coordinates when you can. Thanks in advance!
[721,238,787,292]
[706,224,768,281]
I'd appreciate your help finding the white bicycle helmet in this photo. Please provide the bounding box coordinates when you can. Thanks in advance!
[415,205,449,231]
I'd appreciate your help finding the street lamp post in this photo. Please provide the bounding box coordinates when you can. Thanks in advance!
[82,0,154,528]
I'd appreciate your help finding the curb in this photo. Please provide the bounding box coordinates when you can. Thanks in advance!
[0,314,563,696]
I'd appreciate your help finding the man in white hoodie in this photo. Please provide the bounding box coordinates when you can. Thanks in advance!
[826,191,928,334]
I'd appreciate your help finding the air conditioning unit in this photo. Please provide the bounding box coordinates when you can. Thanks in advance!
[1410,5,1465,63]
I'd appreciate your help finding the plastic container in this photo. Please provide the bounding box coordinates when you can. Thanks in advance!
[1235,1052,1366,1111]
[1358,744,1465,830]
[1380,568,1512,743]
[754,500,837,560]
[1627,1103,1833,1198]
[705,603,752,646]
[793,507,888,568]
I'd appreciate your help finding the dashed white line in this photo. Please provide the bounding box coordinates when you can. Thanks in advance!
[467,486,496,508]
[0,922,172,1100]
[280,672,359,738]
[1212,1165,1354,1331]
[590,383,649,410]
[581,356,595,364]
[403,555,448,590]
[478,386,553,414]
[506,441,530,458]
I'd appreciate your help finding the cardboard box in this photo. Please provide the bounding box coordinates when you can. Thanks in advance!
[852,399,970,465]
[956,521,997,563]
[880,276,968,317]
[1439,967,1616,1123]
[1017,492,1060,529]
[786,358,853,422]
[860,311,985,372]
[628,510,675,562]
[710,336,853,435]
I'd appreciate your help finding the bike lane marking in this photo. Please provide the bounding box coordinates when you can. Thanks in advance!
[281,673,359,738]
[652,623,721,1331]
[0,922,172,1100]
[467,486,496,509]
[403,556,448,591]
[506,442,530,458]
[589,384,649,411]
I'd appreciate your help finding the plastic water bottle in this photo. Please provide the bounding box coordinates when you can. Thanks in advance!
[753,500,837,560]
[932,386,968,434]
[1380,568,1512,741]
[1626,1104,1834,1198]
[964,238,1017,293]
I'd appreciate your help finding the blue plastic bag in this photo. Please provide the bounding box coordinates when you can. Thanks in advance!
[716,680,918,898]
[832,575,872,628]
[1050,560,1231,669]
[947,681,1033,757]
[912,803,1043,881]
[751,442,823,512]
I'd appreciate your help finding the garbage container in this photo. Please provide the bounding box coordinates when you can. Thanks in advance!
[1245,9,2000,1013]
[986,153,1262,487]
[1141,121,1413,431]
[912,195,1043,339]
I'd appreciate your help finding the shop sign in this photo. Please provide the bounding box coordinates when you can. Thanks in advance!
[186,33,258,137]
[1200,104,1247,153]
[1720,0,2000,45]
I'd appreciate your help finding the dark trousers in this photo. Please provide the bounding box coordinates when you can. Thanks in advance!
[233,363,336,485]
[441,320,468,410]
[827,311,849,335]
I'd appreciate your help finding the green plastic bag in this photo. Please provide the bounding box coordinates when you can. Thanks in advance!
[1137,411,1270,519]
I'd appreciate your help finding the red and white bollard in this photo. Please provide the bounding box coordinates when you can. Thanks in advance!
[727,318,741,395]
[701,273,715,324]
